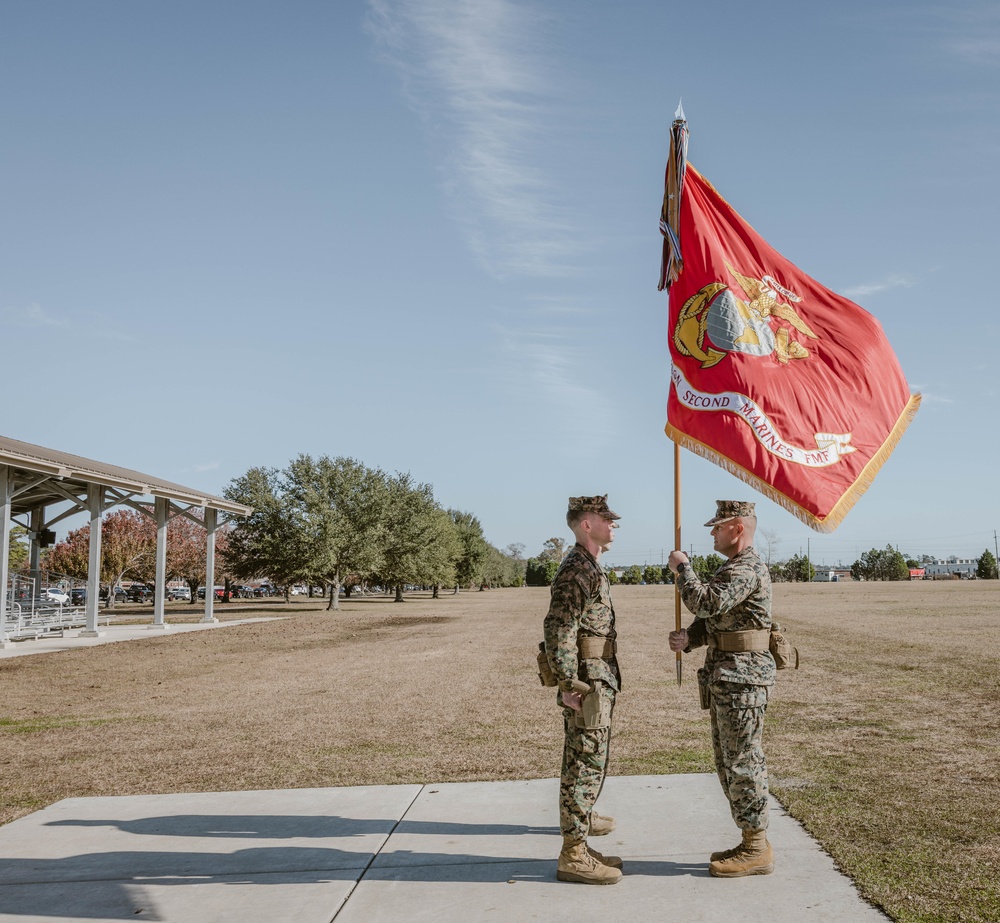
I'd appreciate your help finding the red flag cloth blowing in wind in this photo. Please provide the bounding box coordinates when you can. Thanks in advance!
[662,163,920,533]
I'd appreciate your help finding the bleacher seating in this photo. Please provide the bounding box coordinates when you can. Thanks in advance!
[4,601,114,642]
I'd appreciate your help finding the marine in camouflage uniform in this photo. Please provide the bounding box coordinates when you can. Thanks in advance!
[668,500,776,878]
[543,495,623,885]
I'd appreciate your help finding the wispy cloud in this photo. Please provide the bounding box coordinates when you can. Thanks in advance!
[497,325,616,452]
[366,2,611,450]
[917,5,1000,65]
[0,302,142,341]
[842,274,912,299]
[1,303,67,328]
[367,0,580,278]
[948,36,1000,63]
[192,461,222,473]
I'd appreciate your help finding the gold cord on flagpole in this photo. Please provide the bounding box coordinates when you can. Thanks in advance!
[673,440,683,686]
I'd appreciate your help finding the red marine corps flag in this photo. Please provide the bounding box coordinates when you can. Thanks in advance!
[659,110,920,532]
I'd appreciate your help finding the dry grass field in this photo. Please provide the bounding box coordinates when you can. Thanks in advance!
[1,581,998,922]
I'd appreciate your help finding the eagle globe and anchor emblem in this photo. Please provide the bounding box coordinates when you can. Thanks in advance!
[671,263,857,470]
[673,263,817,368]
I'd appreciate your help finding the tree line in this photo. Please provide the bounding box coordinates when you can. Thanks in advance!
[850,545,999,581]
[221,455,524,607]
[16,454,526,608]
[524,539,817,587]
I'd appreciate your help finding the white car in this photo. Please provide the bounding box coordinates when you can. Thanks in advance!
[42,588,70,605]
[168,587,192,601]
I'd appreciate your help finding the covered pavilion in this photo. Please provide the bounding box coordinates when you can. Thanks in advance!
[0,435,251,647]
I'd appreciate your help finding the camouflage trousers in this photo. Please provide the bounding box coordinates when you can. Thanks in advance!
[559,683,616,841]
[709,681,770,831]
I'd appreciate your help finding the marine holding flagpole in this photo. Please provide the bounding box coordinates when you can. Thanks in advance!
[668,500,776,877]
[658,94,919,878]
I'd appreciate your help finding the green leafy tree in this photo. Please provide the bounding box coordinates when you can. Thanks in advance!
[642,565,662,585]
[478,543,525,589]
[784,553,816,583]
[538,537,568,563]
[606,568,618,586]
[851,548,882,581]
[851,545,909,581]
[691,554,723,582]
[660,566,673,585]
[977,549,998,580]
[501,543,527,587]
[526,557,559,586]
[285,455,389,610]
[224,466,307,599]
[621,565,642,585]
[449,510,490,592]
[8,526,29,572]
[375,473,453,602]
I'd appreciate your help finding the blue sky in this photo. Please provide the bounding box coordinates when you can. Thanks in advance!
[3,1,998,567]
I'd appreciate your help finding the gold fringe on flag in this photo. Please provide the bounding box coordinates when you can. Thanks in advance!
[665,393,922,533]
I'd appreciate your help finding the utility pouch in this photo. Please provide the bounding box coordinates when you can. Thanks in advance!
[769,623,800,670]
[697,667,711,710]
[537,641,558,687]
[576,684,611,730]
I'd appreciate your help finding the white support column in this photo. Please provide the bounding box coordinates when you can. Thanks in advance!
[81,484,105,637]
[0,466,12,648]
[150,496,169,630]
[201,507,218,624]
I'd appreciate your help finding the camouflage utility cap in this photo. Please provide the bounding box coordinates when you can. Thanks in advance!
[568,494,621,520]
[704,500,755,526]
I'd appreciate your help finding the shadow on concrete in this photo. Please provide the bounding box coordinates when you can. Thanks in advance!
[45,814,557,840]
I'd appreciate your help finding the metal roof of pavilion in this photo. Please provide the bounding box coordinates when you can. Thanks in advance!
[0,435,251,517]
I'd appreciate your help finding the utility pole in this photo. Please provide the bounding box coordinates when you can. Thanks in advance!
[994,530,998,579]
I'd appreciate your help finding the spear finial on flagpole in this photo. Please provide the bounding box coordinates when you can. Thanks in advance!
[675,99,685,122]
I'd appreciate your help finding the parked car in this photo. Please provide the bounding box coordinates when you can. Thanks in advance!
[100,586,128,603]
[42,587,70,605]
[70,588,87,605]
[127,585,153,603]
[168,586,191,601]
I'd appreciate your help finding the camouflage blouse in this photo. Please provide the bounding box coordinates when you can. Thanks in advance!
[678,546,775,686]
[543,544,621,694]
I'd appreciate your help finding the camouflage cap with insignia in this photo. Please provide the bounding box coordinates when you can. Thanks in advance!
[568,494,621,520]
[704,499,755,526]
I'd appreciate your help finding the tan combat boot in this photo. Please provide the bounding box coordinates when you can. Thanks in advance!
[709,829,774,878]
[709,840,742,862]
[587,845,623,870]
[589,811,616,836]
[557,838,623,885]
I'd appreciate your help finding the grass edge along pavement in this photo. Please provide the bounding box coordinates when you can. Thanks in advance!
[1,583,998,923]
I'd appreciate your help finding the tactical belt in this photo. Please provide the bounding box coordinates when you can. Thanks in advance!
[708,629,770,653]
[578,636,616,659]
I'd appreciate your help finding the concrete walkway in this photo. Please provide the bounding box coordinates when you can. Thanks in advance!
[0,775,889,923]
[0,618,283,660]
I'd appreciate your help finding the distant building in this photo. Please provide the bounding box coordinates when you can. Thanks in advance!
[922,557,978,579]
[812,565,851,582]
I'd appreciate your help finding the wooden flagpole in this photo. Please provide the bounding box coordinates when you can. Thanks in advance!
[673,441,683,685]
